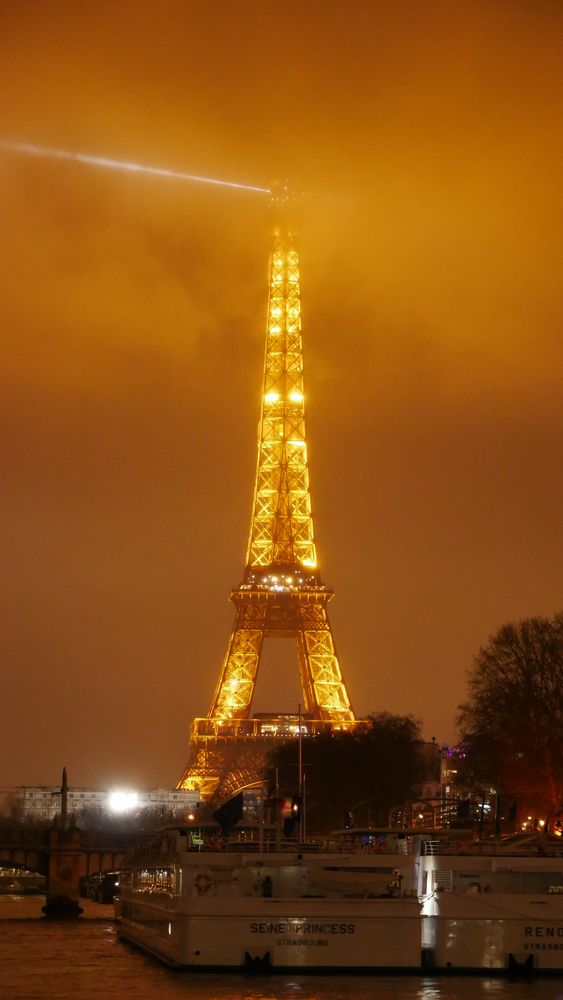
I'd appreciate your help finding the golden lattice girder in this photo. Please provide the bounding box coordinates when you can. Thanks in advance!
[178,203,359,801]
[246,230,316,571]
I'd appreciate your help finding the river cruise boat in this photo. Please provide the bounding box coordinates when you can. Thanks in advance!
[419,832,563,973]
[116,825,563,974]
[115,826,421,971]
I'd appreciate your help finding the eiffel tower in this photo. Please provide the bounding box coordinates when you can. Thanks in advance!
[178,186,358,802]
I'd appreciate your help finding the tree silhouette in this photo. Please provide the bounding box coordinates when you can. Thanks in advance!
[457,612,563,820]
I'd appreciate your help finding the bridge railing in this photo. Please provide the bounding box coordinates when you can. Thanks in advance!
[0,825,49,847]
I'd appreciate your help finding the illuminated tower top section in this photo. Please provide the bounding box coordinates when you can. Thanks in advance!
[245,183,318,579]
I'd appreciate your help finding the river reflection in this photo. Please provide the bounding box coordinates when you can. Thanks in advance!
[2,896,563,1000]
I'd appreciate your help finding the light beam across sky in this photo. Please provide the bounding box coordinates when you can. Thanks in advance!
[1,140,271,194]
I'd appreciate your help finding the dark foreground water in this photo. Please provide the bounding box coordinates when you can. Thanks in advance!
[3,897,563,1000]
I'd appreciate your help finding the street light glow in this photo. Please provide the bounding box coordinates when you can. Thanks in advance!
[108,790,139,813]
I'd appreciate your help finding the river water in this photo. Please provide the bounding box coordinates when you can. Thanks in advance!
[3,896,563,1000]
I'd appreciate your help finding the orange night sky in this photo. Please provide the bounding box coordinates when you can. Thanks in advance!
[1,0,562,788]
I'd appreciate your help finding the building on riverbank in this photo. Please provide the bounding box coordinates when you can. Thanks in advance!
[0,785,199,823]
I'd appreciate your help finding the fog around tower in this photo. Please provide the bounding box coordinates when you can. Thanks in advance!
[1,0,562,786]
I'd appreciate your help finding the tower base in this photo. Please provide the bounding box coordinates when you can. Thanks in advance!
[177,713,358,804]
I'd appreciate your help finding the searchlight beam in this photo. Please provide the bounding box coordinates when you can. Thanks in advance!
[1,140,271,195]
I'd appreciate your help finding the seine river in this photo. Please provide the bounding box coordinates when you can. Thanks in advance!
[3,896,563,1000]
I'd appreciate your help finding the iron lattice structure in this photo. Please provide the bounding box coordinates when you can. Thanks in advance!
[178,193,358,802]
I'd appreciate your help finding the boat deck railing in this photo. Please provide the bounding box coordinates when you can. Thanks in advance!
[421,840,467,856]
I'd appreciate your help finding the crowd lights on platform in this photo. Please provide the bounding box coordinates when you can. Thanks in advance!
[254,566,319,591]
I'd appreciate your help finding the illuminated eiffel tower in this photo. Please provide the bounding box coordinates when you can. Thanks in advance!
[178,186,358,802]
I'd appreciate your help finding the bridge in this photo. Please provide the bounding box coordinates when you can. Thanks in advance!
[0,823,137,896]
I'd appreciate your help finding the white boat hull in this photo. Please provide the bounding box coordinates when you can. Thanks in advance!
[117,896,422,970]
[426,892,563,972]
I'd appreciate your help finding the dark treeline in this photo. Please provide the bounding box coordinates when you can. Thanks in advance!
[267,711,427,832]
